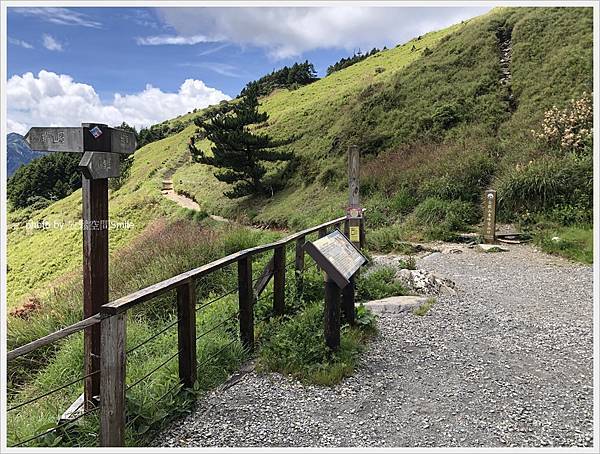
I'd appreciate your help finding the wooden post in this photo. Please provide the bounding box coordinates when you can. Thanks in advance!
[324,274,341,351]
[295,237,305,303]
[177,281,197,388]
[483,189,497,244]
[82,176,109,408]
[273,245,286,316]
[359,216,366,249]
[238,257,254,352]
[343,145,362,326]
[100,313,126,447]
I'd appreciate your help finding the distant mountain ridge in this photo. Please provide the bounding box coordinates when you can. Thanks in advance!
[7,132,42,177]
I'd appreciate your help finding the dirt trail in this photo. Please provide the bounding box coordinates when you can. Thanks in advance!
[161,179,229,223]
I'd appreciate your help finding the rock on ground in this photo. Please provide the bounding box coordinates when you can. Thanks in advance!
[153,244,593,448]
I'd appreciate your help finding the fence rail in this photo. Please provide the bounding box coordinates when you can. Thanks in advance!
[7,213,365,447]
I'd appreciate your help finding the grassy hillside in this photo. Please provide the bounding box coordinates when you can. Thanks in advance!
[5,6,593,447]
[171,7,593,240]
[8,7,593,308]
[7,126,194,308]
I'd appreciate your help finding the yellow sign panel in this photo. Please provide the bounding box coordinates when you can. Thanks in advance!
[349,226,360,242]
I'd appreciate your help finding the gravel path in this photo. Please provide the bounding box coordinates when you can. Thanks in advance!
[154,244,594,448]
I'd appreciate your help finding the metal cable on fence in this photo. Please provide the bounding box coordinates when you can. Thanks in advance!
[126,318,180,355]
[195,312,239,341]
[126,337,238,431]
[256,290,273,303]
[7,370,99,412]
[196,287,238,312]
[196,338,238,370]
[125,379,182,431]
[11,406,99,448]
[126,349,181,391]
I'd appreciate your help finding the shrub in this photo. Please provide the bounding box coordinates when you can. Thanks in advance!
[531,92,592,153]
[367,224,407,252]
[413,197,478,231]
[496,153,592,223]
[257,302,370,385]
[356,266,406,302]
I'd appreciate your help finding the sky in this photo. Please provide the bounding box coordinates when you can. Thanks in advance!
[5,5,492,135]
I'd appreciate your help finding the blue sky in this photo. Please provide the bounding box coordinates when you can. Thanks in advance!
[6,5,492,134]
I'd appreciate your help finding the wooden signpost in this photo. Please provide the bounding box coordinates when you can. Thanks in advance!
[483,189,497,244]
[342,145,363,324]
[24,123,136,409]
[304,230,367,350]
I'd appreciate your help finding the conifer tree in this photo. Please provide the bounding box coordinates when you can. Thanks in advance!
[189,87,294,198]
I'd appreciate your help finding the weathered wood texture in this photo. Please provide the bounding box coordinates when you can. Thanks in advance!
[348,145,360,208]
[238,257,254,352]
[82,176,109,408]
[324,275,341,351]
[273,246,286,316]
[295,236,305,302]
[7,314,103,361]
[102,215,346,315]
[254,257,274,297]
[99,313,126,447]
[177,282,197,388]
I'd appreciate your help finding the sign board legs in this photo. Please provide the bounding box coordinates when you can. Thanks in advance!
[324,274,341,351]
[82,176,109,409]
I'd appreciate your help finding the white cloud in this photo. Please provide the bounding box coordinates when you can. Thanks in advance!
[136,34,213,46]
[179,62,245,78]
[155,6,491,59]
[12,7,102,28]
[42,34,64,51]
[8,37,34,49]
[6,70,231,134]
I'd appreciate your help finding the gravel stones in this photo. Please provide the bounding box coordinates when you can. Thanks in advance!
[153,244,593,448]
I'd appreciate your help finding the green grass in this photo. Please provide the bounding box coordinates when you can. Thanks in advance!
[412,297,437,316]
[257,301,376,386]
[7,126,197,309]
[5,6,594,447]
[7,220,285,447]
[355,266,407,302]
[534,225,593,264]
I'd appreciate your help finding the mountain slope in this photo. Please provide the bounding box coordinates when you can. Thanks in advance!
[7,7,593,307]
[7,133,42,177]
[171,7,593,229]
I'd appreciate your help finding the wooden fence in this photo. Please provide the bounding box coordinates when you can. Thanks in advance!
[7,214,366,447]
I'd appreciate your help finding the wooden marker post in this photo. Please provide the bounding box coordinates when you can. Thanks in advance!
[343,145,362,325]
[24,123,136,409]
[483,189,497,244]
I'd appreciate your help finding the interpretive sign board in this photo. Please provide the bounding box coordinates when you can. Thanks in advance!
[303,229,367,288]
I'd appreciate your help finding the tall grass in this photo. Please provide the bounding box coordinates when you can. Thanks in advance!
[6,218,282,447]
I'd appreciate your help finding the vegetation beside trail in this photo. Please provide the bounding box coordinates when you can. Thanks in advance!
[172,8,592,259]
[6,6,594,448]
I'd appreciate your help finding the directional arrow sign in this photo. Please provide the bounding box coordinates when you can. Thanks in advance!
[24,127,84,152]
[24,125,136,154]
[82,123,136,154]
[79,152,121,179]
[109,128,137,154]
